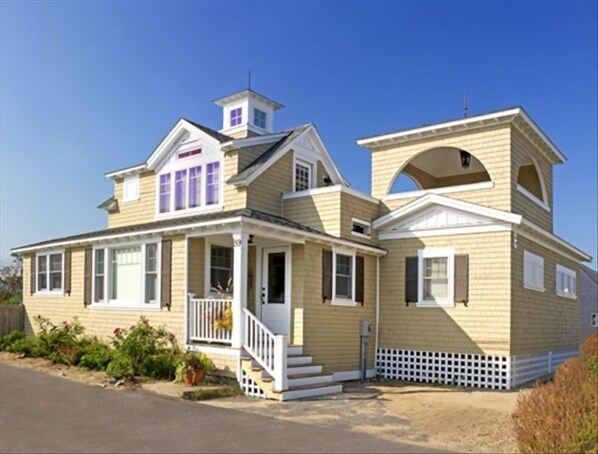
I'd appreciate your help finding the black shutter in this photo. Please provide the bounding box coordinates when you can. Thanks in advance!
[322,249,333,302]
[161,239,172,310]
[30,255,36,295]
[405,256,418,303]
[83,248,92,306]
[64,250,72,296]
[355,255,365,305]
[454,255,469,303]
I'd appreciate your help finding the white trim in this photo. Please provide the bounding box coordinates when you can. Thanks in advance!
[350,217,372,239]
[105,164,147,179]
[517,184,550,212]
[375,256,380,365]
[221,133,287,152]
[282,184,379,204]
[519,219,591,262]
[293,156,316,192]
[379,223,512,240]
[523,250,545,292]
[385,181,494,201]
[556,264,577,299]
[331,369,376,381]
[331,249,357,306]
[417,248,455,308]
[34,250,65,296]
[373,193,522,230]
[122,174,140,203]
[205,239,234,298]
[186,343,242,357]
[260,245,292,335]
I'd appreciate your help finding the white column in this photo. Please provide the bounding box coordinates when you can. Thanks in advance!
[231,231,249,349]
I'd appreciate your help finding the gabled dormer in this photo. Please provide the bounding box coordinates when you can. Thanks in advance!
[357,107,565,233]
[214,89,284,139]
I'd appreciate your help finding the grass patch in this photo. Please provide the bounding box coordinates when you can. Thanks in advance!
[181,384,243,401]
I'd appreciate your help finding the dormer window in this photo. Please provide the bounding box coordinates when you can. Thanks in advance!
[230,108,242,127]
[254,109,267,129]
[295,160,313,192]
[158,161,220,214]
[177,148,202,160]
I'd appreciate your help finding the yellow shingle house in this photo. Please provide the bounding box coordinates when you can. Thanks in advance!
[13,89,591,400]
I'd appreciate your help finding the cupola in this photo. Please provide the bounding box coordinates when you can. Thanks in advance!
[213,89,284,138]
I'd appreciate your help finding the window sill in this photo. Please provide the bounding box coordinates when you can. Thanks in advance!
[155,204,223,220]
[524,285,545,293]
[122,198,140,205]
[351,232,371,240]
[34,292,65,298]
[416,301,455,308]
[557,292,577,300]
[331,299,358,307]
[90,304,162,312]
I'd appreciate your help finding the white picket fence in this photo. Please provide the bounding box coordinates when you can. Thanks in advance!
[188,297,232,344]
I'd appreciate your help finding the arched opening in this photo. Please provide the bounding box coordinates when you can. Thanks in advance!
[516,154,546,202]
[388,147,491,196]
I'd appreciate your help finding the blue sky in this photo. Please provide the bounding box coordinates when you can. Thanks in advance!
[1,1,596,268]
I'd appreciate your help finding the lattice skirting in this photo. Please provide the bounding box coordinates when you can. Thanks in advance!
[377,347,578,390]
[240,370,267,398]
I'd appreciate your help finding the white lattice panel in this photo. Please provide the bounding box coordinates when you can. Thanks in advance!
[240,370,266,399]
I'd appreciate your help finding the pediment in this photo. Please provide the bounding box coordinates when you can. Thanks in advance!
[382,206,495,234]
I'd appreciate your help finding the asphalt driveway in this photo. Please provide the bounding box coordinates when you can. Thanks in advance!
[0,363,444,453]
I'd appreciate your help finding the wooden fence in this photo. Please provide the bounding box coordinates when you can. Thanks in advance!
[0,305,24,336]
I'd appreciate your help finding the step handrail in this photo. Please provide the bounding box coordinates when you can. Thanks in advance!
[242,308,288,391]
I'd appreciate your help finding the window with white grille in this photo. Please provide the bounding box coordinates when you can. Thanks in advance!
[556,265,576,298]
[524,251,544,291]
[294,161,312,192]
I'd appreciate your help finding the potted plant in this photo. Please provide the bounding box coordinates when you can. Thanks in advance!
[210,277,234,299]
[175,352,214,386]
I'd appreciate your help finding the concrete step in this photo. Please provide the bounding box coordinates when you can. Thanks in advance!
[288,373,333,388]
[278,383,343,401]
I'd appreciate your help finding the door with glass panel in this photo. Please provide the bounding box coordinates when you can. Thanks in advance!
[260,247,290,336]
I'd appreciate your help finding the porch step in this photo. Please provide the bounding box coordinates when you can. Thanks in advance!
[287,355,313,366]
[286,365,322,376]
[278,382,343,401]
[287,345,303,356]
[288,373,333,388]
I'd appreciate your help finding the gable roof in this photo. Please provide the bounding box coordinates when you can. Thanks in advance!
[105,118,232,179]
[12,208,385,256]
[357,106,566,165]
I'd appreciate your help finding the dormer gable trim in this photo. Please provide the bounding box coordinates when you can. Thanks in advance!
[357,107,565,165]
[373,193,523,230]
[213,89,284,111]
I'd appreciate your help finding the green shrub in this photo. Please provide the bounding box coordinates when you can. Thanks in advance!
[0,331,27,350]
[107,317,179,378]
[0,294,22,305]
[6,336,42,357]
[512,333,598,453]
[78,339,113,371]
[34,315,85,365]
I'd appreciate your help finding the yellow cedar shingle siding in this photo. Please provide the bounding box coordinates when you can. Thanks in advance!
[223,151,248,210]
[245,152,294,216]
[378,232,513,355]
[510,233,580,355]
[108,172,156,228]
[510,127,553,232]
[294,242,377,373]
[372,124,513,215]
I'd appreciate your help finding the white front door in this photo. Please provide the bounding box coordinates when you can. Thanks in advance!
[260,247,290,335]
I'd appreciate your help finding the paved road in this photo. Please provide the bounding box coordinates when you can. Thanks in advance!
[0,364,445,453]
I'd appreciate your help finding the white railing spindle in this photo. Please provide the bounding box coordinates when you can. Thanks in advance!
[187,297,233,345]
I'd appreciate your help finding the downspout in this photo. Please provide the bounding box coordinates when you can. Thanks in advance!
[375,255,380,376]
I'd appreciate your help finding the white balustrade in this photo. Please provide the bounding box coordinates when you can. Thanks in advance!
[188,297,232,344]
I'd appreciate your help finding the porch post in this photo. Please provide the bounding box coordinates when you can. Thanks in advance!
[231,231,249,349]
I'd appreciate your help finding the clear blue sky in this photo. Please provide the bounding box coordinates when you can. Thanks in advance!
[1,1,596,268]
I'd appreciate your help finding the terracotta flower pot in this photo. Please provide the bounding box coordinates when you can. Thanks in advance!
[183,369,205,386]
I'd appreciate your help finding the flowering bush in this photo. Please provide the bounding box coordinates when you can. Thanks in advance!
[512,333,597,453]
[106,317,180,379]
[34,315,85,365]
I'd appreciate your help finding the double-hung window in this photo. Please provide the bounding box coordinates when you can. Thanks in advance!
[209,245,232,293]
[417,248,454,307]
[93,242,159,307]
[295,160,312,192]
[158,162,219,214]
[524,251,544,291]
[556,265,576,298]
[335,253,353,300]
[36,252,63,293]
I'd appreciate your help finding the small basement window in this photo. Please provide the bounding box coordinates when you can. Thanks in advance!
[351,219,371,238]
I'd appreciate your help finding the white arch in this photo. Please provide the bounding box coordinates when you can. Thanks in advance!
[518,152,548,204]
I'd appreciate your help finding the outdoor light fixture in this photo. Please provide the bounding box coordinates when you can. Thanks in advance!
[459,149,471,169]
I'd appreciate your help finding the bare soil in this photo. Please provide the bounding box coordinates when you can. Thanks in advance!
[0,353,523,452]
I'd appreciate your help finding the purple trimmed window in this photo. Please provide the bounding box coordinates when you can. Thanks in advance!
[159,174,171,213]
[189,166,201,208]
[178,148,202,160]
[230,108,242,127]
[175,169,187,211]
[206,162,220,205]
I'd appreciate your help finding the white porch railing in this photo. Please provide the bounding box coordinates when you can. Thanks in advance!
[188,297,232,344]
[243,308,288,392]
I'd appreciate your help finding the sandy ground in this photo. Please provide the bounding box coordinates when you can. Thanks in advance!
[0,352,522,453]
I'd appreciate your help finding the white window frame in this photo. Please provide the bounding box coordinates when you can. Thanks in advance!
[524,250,545,292]
[123,174,140,203]
[253,108,267,129]
[293,158,315,192]
[35,250,64,297]
[417,248,455,308]
[331,249,357,307]
[556,264,577,299]
[91,240,161,310]
[351,218,371,239]
[156,160,222,217]
[204,240,234,297]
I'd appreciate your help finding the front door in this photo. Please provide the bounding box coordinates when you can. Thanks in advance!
[260,247,290,335]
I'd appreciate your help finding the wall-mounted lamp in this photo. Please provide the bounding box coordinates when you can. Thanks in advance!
[459,149,471,169]
[323,176,332,186]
